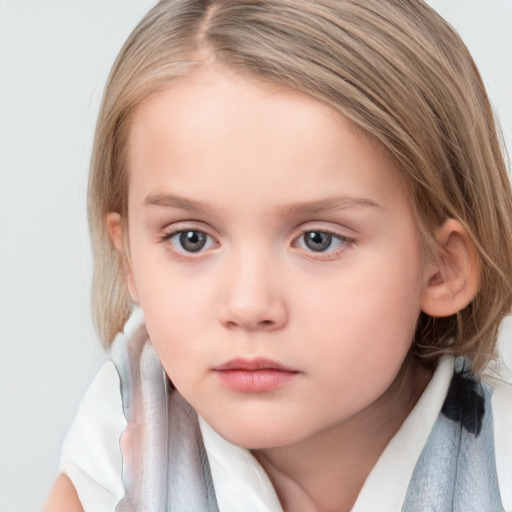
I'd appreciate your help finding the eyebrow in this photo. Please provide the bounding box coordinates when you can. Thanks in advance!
[144,193,218,214]
[143,193,382,216]
[275,196,382,217]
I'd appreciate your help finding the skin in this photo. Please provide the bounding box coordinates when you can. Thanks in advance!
[120,68,433,511]
[46,68,479,512]
[43,474,82,512]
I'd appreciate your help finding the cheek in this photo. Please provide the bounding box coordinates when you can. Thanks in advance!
[301,246,423,369]
[136,272,217,376]
[307,257,422,334]
[141,283,209,341]
[304,278,421,416]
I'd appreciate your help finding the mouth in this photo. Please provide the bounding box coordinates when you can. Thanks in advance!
[213,358,299,393]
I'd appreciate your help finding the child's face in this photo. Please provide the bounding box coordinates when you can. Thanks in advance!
[122,69,429,449]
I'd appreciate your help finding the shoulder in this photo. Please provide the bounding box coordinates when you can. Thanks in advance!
[59,362,126,511]
[43,474,83,512]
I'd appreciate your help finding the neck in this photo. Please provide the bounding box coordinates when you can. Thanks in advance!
[252,356,433,512]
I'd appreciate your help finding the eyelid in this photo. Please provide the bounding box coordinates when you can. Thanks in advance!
[159,219,219,240]
[292,220,356,241]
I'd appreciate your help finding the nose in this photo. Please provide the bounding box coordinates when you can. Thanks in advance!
[217,252,288,332]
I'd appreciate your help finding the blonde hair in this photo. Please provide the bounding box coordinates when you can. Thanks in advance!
[89,0,512,373]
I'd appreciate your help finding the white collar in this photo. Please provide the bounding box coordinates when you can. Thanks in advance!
[199,417,283,511]
[200,356,454,512]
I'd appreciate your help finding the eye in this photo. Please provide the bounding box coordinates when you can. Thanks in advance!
[164,229,216,253]
[296,231,348,253]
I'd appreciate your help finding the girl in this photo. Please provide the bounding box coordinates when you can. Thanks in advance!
[44,0,512,510]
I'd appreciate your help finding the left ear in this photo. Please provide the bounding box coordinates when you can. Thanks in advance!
[420,219,480,318]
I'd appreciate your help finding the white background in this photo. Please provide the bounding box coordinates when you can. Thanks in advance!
[0,1,511,510]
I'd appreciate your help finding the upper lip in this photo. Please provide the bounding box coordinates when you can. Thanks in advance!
[213,358,298,372]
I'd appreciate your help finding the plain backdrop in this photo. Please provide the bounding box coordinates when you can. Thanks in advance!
[0,1,511,510]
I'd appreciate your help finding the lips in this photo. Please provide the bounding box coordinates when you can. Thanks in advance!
[213,358,299,393]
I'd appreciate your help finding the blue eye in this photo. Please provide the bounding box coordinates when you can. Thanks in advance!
[166,230,216,253]
[297,231,347,252]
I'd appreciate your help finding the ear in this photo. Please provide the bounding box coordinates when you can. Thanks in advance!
[106,212,139,303]
[421,219,480,318]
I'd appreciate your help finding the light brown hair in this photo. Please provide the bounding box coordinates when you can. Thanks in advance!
[88,0,512,373]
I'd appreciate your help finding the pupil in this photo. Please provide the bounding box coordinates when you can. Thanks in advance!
[180,231,206,252]
[305,231,332,251]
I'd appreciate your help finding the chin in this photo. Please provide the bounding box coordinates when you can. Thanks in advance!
[226,433,291,451]
[211,418,307,451]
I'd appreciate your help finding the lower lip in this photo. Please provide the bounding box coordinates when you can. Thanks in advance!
[215,369,297,393]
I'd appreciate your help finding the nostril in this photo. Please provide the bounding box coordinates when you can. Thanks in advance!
[225,318,276,331]
[218,290,288,331]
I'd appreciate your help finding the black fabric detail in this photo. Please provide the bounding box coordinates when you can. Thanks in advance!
[441,369,485,437]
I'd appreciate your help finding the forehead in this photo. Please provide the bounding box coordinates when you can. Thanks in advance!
[126,69,407,215]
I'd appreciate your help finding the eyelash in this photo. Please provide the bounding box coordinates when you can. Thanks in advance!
[159,227,353,260]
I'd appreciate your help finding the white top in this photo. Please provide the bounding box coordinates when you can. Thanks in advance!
[59,363,126,511]
[59,356,512,511]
